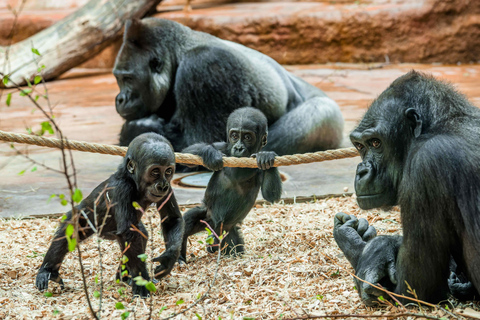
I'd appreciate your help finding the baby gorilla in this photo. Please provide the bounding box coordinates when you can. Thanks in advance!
[180,107,282,262]
[35,133,184,297]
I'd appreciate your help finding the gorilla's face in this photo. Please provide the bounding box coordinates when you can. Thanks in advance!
[350,125,399,210]
[113,19,172,121]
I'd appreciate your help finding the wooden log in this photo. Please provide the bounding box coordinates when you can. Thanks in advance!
[0,0,162,87]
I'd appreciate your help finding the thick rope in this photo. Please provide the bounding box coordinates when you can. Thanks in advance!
[0,130,359,168]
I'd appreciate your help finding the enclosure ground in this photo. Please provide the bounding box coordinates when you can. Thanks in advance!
[0,195,478,319]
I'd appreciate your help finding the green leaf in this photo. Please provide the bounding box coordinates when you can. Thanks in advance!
[378,296,385,301]
[32,48,41,56]
[195,313,202,320]
[67,237,77,252]
[197,293,201,299]
[26,78,32,88]
[95,274,98,284]
[60,199,68,206]
[72,188,83,203]
[31,166,37,172]
[205,228,212,235]
[121,312,130,320]
[18,170,25,176]
[206,237,214,245]
[6,93,11,106]
[44,291,53,297]
[41,121,54,135]
[65,224,74,237]
[316,294,323,300]
[132,201,141,210]
[53,309,60,316]
[34,75,42,85]
[19,88,32,96]
[122,270,128,277]
[93,291,100,298]
[2,75,8,85]
[122,255,129,264]
[34,95,39,101]
[61,214,67,221]
[137,253,148,262]
[145,281,156,293]
[115,302,125,309]
[176,299,184,305]
[47,194,56,204]
[159,306,167,315]
[197,240,204,244]
[59,194,65,199]
[133,276,148,286]
[243,318,255,320]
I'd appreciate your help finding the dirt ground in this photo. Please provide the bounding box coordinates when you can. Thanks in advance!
[0,195,478,319]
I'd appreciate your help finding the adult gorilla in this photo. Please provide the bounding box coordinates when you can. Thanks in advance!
[113,18,344,154]
[334,71,480,305]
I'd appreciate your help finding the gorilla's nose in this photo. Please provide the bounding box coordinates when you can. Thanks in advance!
[116,93,127,108]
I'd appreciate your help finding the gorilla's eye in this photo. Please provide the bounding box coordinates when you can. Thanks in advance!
[244,134,252,141]
[151,168,160,177]
[165,168,173,176]
[371,139,381,149]
[230,133,239,140]
[354,142,365,151]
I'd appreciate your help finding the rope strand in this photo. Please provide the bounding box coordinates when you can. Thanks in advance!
[0,130,359,168]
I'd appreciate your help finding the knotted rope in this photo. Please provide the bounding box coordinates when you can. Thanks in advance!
[0,130,359,168]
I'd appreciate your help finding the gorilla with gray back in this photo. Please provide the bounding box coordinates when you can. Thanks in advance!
[114,18,344,155]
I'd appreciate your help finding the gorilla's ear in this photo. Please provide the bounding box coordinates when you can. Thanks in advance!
[124,19,146,46]
[127,159,136,174]
[405,108,422,138]
[261,134,268,147]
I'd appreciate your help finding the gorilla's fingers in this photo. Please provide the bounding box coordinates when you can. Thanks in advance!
[357,218,369,236]
[362,226,377,242]
[387,260,398,285]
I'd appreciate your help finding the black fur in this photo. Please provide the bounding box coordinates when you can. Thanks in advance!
[35,133,184,297]
[113,18,344,155]
[179,107,282,262]
[334,71,480,305]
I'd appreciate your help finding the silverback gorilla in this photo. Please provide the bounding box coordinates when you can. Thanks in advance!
[334,71,480,305]
[113,18,344,154]
[36,133,184,297]
[179,107,282,262]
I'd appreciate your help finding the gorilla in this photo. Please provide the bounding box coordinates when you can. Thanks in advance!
[179,107,282,261]
[113,18,344,155]
[36,133,184,297]
[333,71,480,305]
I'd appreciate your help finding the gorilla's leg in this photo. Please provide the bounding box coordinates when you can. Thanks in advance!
[118,223,150,297]
[36,214,94,291]
[206,225,245,257]
[180,206,209,263]
[265,96,344,155]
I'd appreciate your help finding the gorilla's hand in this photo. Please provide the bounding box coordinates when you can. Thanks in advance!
[252,151,277,170]
[333,213,401,306]
[333,213,376,268]
[354,236,401,306]
[152,251,176,280]
[448,271,476,300]
[201,146,224,171]
[119,115,166,146]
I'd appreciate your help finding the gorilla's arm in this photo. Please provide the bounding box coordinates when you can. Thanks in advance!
[181,142,228,171]
[153,195,185,280]
[253,151,282,203]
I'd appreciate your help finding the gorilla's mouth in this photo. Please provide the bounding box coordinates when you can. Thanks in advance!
[148,190,167,199]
